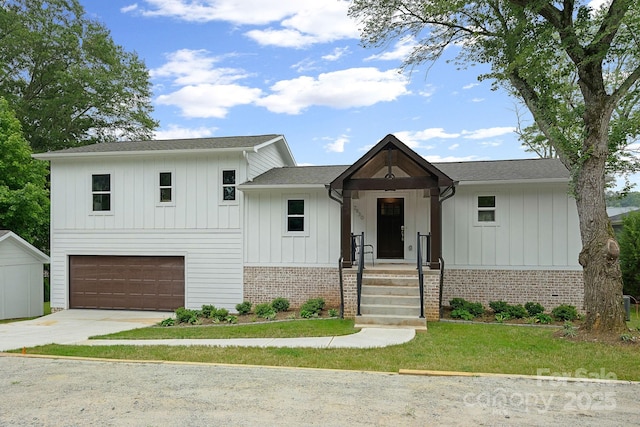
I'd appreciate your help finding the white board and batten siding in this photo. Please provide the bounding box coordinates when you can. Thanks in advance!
[0,233,48,319]
[48,147,289,311]
[441,183,582,269]
[244,189,341,267]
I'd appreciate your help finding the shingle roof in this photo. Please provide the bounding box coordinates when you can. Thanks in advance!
[33,134,284,157]
[242,158,569,187]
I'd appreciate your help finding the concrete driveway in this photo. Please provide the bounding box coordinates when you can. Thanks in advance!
[0,309,169,351]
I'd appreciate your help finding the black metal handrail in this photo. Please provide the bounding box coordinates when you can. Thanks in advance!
[338,256,345,319]
[352,232,365,316]
[416,232,427,318]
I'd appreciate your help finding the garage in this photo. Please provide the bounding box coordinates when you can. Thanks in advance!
[69,256,184,311]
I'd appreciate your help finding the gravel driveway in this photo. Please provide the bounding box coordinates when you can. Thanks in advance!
[1,355,638,426]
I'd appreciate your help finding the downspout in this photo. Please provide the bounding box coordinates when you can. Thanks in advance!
[437,182,457,318]
[327,185,345,317]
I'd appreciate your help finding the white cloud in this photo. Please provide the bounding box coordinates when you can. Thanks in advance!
[462,83,479,90]
[425,154,486,163]
[393,129,460,148]
[480,140,503,148]
[462,127,515,139]
[256,68,410,114]
[448,143,459,150]
[365,37,417,61]
[130,0,358,48]
[324,134,349,153]
[322,47,350,61]
[470,97,485,103]
[154,124,218,140]
[588,0,611,11]
[121,4,138,13]
[157,84,262,118]
[151,49,248,86]
[419,84,436,98]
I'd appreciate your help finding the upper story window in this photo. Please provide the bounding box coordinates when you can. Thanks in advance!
[159,172,173,203]
[287,199,305,232]
[222,170,236,202]
[92,174,111,212]
[477,195,496,223]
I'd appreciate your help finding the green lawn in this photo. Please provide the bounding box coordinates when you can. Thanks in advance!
[16,313,640,381]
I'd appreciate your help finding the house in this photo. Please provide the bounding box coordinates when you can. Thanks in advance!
[0,230,50,320]
[608,206,640,235]
[34,134,583,322]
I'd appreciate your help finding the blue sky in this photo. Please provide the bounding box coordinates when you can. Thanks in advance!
[79,0,633,184]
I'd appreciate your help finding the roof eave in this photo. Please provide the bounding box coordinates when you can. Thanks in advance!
[457,178,570,186]
[32,146,256,160]
[0,232,50,263]
[238,184,328,191]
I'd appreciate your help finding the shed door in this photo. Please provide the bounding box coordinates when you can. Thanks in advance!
[69,256,184,311]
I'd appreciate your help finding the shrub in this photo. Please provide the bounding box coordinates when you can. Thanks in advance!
[535,313,553,324]
[300,298,325,316]
[506,304,528,319]
[619,210,640,297]
[300,309,318,319]
[175,307,199,324]
[328,308,339,317]
[451,309,474,321]
[159,317,175,327]
[271,297,290,312]
[235,301,252,315]
[254,303,276,319]
[200,304,216,318]
[212,308,229,321]
[524,302,545,317]
[489,300,510,314]
[552,304,578,321]
[495,313,510,323]
[562,321,577,337]
[449,298,484,317]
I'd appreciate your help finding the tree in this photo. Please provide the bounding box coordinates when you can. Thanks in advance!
[618,210,640,298]
[349,0,640,334]
[0,0,158,152]
[0,97,49,250]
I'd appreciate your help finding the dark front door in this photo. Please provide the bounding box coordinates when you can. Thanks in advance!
[377,198,404,259]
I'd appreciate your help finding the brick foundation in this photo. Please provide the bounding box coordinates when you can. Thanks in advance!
[442,268,585,311]
[243,266,585,319]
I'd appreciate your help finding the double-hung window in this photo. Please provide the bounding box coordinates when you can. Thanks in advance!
[476,195,497,224]
[159,172,173,203]
[92,174,111,212]
[222,170,236,202]
[286,198,305,233]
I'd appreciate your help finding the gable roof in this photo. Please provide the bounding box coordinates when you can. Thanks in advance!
[33,134,295,164]
[241,158,570,189]
[0,230,50,263]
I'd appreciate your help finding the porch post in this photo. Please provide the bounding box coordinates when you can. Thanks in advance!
[341,190,353,267]
[429,187,441,269]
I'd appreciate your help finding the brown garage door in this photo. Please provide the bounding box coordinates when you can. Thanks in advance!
[69,256,185,311]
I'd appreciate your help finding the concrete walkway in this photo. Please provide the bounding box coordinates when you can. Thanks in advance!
[0,309,415,351]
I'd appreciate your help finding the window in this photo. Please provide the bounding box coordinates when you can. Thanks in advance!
[477,195,496,223]
[222,170,236,201]
[287,199,305,232]
[92,174,111,212]
[159,172,173,203]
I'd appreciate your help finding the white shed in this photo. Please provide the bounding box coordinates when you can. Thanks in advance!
[0,230,50,320]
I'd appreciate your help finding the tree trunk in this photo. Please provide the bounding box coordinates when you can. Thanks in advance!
[574,138,628,334]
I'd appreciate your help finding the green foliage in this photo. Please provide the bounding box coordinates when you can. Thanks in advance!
[254,303,276,319]
[451,309,474,321]
[175,307,199,325]
[271,297,290,312]
[552,305,579,321]
[449,298,484,317]
[299,298,325,318]
[328,308,339,317]
[489,301,510,315]
[524,302,545,317]
[0,98,50,251]
[200,305,229,321]
[562,321,578,338]
[0,0,157,152]
[495,313,510,323]
[619,211,640,297]
[535,313,553,324]
[507,304,528,319]
[159,318,175,327]
[235,301,252,315]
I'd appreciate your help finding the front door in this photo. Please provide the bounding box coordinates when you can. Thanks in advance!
[377,198,404,259]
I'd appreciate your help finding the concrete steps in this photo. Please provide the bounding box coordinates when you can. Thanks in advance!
[354,266,426,330]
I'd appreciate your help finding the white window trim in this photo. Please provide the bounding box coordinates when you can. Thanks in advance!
[283,194,309,236]
[157,170,175,207]
[89,171,114,216]
[474,193,499,226]
[220,169,239,205]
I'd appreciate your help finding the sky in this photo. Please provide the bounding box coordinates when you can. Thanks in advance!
[78,0,635,185]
